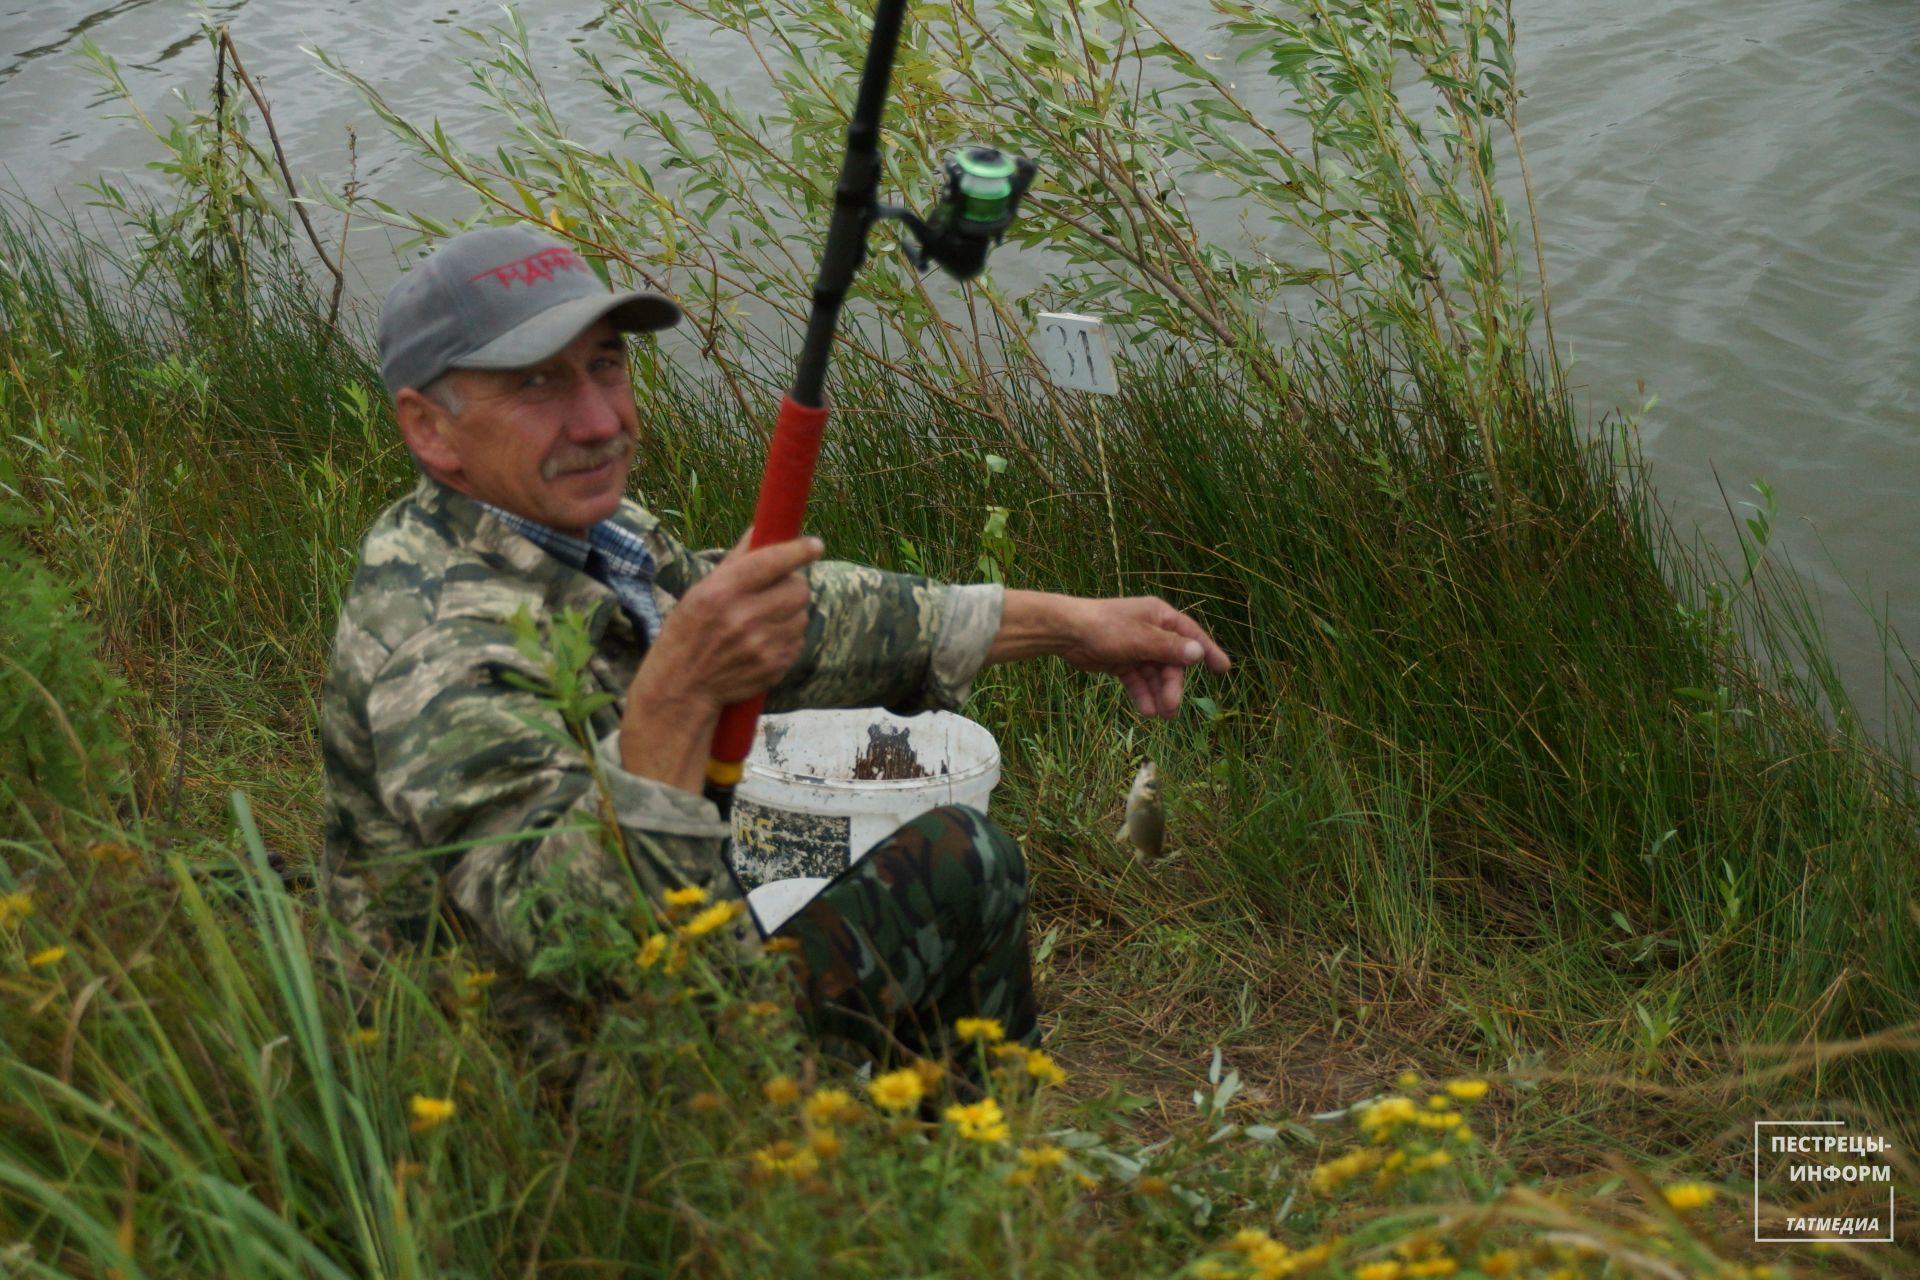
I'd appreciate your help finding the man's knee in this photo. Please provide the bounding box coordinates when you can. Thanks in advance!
[913,803,1026,894]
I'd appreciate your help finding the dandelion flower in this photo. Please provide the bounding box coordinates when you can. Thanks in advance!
[0,892,32,927]
[1023,1049,1068,1086]
[1476,1250,1518,1277]
[635,934,668,969]
[1136,1174,1169,1197]
[943,1097,1010,1143]
[868,1067,925,1113]
[1359,1095,1419,1139]
[664,886,709,909]
[1005,1167,1038,1187]
[808,1129,843,1161]
[681,900,745,938]
[1019,1144,1068,1169]
[1662,1181,1717,1211]
[763,1075,801,1106]
[1310,1147,1380,1194]
[1445,1079,1489,1102]
[805,1087,860,1127]
[1409,1150,1453,1172]
[954,1016,1005,1044]
[751,1140,819,1179]
[1405,1260,1459,1278]
[1395,1070,1420,1088]
[1226,1228,1276,1253]
[409,1095,456,1132]
[1426,1094,1452,1111]
[27,945,66,968]
[1356,1263,1405,1280]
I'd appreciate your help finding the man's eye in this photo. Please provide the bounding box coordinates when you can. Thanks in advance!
[520,372,551,390]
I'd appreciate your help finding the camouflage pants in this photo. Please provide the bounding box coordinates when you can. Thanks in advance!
[769,804,1038,1066]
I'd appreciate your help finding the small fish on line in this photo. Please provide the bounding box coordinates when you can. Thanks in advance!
[1117,759,1164,860]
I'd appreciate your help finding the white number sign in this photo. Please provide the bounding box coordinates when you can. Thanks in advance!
[1035,311,1119,396]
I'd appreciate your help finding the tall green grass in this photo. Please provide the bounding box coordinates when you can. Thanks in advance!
[2,193,1917,1274]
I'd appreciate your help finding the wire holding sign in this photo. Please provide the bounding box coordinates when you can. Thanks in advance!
[1036,311,1120,396]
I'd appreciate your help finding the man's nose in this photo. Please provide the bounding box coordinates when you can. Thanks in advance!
[566,381,625,442]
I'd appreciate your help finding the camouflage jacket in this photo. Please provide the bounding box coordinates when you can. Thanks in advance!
[319,476,1003,974]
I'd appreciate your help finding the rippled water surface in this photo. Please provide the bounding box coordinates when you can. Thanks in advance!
[4,0,1918,731]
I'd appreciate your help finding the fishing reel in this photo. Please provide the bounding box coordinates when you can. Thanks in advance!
[881,145,1037,281]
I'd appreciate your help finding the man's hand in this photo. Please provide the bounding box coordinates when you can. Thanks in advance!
[1058,595,1232,719]
[619,531,822,794]
[643,530,824,707]
[988,590,1232,720]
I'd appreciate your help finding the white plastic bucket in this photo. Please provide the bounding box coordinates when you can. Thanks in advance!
[731,708,1001,931]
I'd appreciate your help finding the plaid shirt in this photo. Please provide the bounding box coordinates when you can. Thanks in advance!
[480,502,666,644]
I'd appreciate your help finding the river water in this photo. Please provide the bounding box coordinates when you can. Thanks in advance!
[4,0,1918,737]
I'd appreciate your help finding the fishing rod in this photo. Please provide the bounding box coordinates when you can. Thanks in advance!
[702,0,1036,821]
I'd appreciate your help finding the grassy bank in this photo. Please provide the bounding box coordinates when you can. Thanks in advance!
[4,0,1919,1268]
[1,198,1916,1274]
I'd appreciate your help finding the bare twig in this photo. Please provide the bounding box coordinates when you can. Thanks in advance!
[215,27,346,326]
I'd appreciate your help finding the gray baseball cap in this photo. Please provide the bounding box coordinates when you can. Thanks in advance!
[377,225,681,399]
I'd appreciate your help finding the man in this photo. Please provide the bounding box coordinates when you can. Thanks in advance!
[320,225,1230,1067]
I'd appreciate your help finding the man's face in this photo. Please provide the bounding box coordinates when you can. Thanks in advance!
[414,319,638,536]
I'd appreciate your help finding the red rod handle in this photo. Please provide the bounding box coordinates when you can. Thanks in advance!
[704,393,830,799]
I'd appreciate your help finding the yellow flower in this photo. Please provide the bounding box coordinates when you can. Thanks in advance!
[990,1042,1031,1062]
[1359,1095,1419,1139]
[1662,1181,1717,1211]
[681,900,745,938]
[1019,1144,1068,1169]
[954,1017,1005,1043]
[664,886,709,908]
[751,1140,819,1179]
[1023,1049,1068,1086]
[460,969,497,990]
[1476,1249,1518,1277]
[868,1067,925,1113]
[1246,1238,1293,1278]
[808,1129,843,1161]
[1136,1174,1169,1196]
[1005,1167,1038,1187]
[0,891,30,928]
[1452,1125,1475,1144]
[1405,1260,1458,1278]
[689,1091,727,1114]
[763,1075,801,1106]
[1408,1150,1453,1172]
[1190,1262,1237,1280]
[347,1027,381,1047]
[805,1087,860,1127]
[1396,1070,1420,1088]
[943,1097,1010,1143]
[635,934,668,969]
[1310,1147,1381,1194]
[1426,1094,1452,1111]
[409,1095,456,1131]
[1445,1079,1489,1102]
[1227,1228,1276,1253]
[28,945,66,968]
[1356,1263,1404,1280]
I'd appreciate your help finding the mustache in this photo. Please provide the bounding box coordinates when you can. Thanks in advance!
[543,435,633,481]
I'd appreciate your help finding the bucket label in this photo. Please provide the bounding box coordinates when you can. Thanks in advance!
[730,797,852,890]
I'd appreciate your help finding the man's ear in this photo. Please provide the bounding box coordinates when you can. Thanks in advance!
[394,387,462,480]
